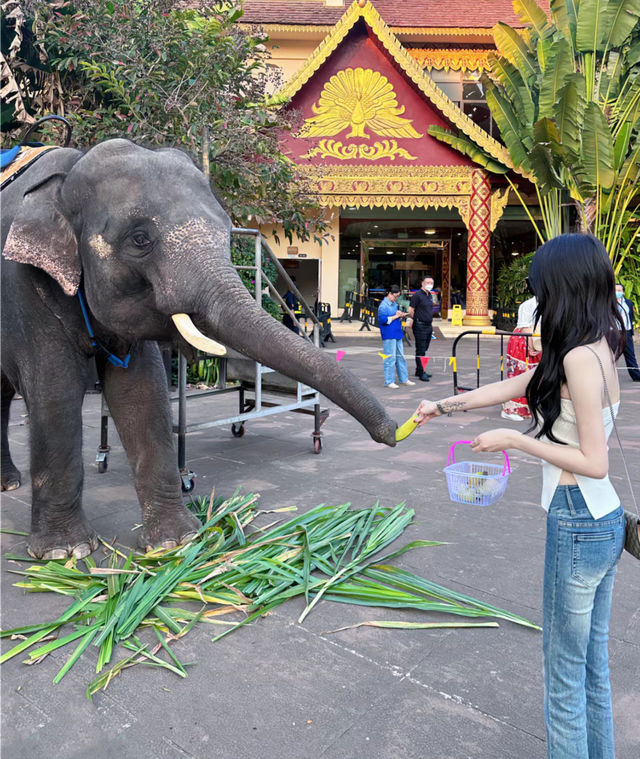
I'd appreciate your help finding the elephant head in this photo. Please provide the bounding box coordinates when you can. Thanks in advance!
[3,139,397,446]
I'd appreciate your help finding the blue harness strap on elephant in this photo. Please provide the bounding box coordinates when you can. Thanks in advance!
[77,289,131,368]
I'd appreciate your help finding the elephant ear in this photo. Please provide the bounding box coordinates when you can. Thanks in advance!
[3,172,81,296]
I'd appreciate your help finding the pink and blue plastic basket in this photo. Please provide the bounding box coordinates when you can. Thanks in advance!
[443,440,511,506]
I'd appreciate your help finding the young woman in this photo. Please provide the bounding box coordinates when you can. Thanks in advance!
[413,234,626,759]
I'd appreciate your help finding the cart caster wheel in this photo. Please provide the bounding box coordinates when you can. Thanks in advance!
[96,447,110,473]
[181,471,196,493]
[231,423,245,438]
[313,437,322,454]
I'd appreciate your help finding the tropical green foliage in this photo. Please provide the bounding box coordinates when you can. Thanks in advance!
[1,0,327,244]
[496,251,535,310]
[1,493,538,696]
[428,0,640,273]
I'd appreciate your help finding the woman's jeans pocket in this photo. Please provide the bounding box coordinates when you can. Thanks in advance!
[571,530,618,586]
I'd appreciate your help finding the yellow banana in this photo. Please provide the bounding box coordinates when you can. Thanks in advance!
[395,415,419,442]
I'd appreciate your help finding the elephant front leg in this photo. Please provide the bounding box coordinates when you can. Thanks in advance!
[26,377,98,559]
[101,342,200,551]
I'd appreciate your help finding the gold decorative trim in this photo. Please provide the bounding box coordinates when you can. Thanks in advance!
[304,164,476,178]
[391,27,496,37]
[238,24,335,34]
[277,1,517,173]
[239,24,498,37]
[314,176,473,195]
[304,164,476,196]
[408,48,492,72]
[317,193,471,224]
[490,186,510,231]
[303,139,418,160]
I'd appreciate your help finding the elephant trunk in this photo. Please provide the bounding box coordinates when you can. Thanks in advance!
[192,260,397,447]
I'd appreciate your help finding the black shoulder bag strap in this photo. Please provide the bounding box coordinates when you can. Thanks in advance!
[585,345,640,559]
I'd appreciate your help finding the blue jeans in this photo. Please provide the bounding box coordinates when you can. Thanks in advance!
[381,337,409,385]
[543,486,625,759]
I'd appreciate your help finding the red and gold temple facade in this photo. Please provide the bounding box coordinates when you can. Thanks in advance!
[236,0,540,325]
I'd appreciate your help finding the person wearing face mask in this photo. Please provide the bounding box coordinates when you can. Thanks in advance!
[615,283,640,382]
[407,275,434,381]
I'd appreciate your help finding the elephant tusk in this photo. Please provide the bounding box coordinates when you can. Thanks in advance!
[171,314,227,356]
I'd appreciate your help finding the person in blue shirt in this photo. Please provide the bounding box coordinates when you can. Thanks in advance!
[377,284,415,388]
[616,283,640,381]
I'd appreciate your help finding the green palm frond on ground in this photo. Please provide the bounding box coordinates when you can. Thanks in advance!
[1,493,538,697]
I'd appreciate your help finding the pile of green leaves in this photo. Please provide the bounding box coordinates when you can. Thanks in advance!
[3,0,326,244]
[1,493,538,698]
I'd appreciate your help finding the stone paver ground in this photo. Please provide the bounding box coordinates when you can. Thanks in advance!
[2,330,639,759]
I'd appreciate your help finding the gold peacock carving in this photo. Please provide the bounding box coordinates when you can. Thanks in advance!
[301,68,423,140]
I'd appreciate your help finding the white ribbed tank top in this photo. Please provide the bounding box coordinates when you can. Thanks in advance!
[541,398,620,520]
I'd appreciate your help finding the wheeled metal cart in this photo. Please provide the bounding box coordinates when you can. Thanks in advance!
[96,228,330,491]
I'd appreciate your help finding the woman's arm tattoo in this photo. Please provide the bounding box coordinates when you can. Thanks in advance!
[437,399,467,415]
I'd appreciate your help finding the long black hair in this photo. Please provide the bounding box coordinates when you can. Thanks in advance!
[525,234,625,442]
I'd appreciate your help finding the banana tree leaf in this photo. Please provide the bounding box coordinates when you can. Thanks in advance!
[484,79,534,170]
[550,0,578,47]
[514,0,555,39]
[555,73,586,157]
[537,36,551,74]
[599,51,624,104]
[487,52,535,125]
[493,22,538,83]
[528,144,565,196]
[426,126,510,173]
[539,37,574,119]
[576,101,616,192]
[616,138,640,188]
[628,40,640,67]
[601,0,640,50]
[534,117,575,164]
[614,122,633,170]
[576,0,610,52]
[613,73,640,129]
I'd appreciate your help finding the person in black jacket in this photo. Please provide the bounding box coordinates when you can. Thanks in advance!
[616,283,640,381]
[283,276,300,334]
[407,276,434,381]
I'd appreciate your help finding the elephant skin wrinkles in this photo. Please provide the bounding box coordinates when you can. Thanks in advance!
[1,138,397,561]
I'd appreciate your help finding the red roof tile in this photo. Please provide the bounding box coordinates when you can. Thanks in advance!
[230,1,550,29]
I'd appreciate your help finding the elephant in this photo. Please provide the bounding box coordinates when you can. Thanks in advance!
[1,139,397,560]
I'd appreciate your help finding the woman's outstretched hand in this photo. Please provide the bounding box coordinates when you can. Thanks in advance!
[471,428,521,452]
[413,400,441,427]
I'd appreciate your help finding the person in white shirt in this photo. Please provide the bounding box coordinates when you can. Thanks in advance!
[615,283,640,381]
[413,234,626,759]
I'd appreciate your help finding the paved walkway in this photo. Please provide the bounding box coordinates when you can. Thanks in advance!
[2,334,639,759]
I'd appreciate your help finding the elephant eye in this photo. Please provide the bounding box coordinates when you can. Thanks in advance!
[131,231,151,248]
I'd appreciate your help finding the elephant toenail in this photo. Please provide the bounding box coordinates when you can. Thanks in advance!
[71,542,94,559]
[160,539,178,550]
[45,548,68,560]
[179,531,198,545]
